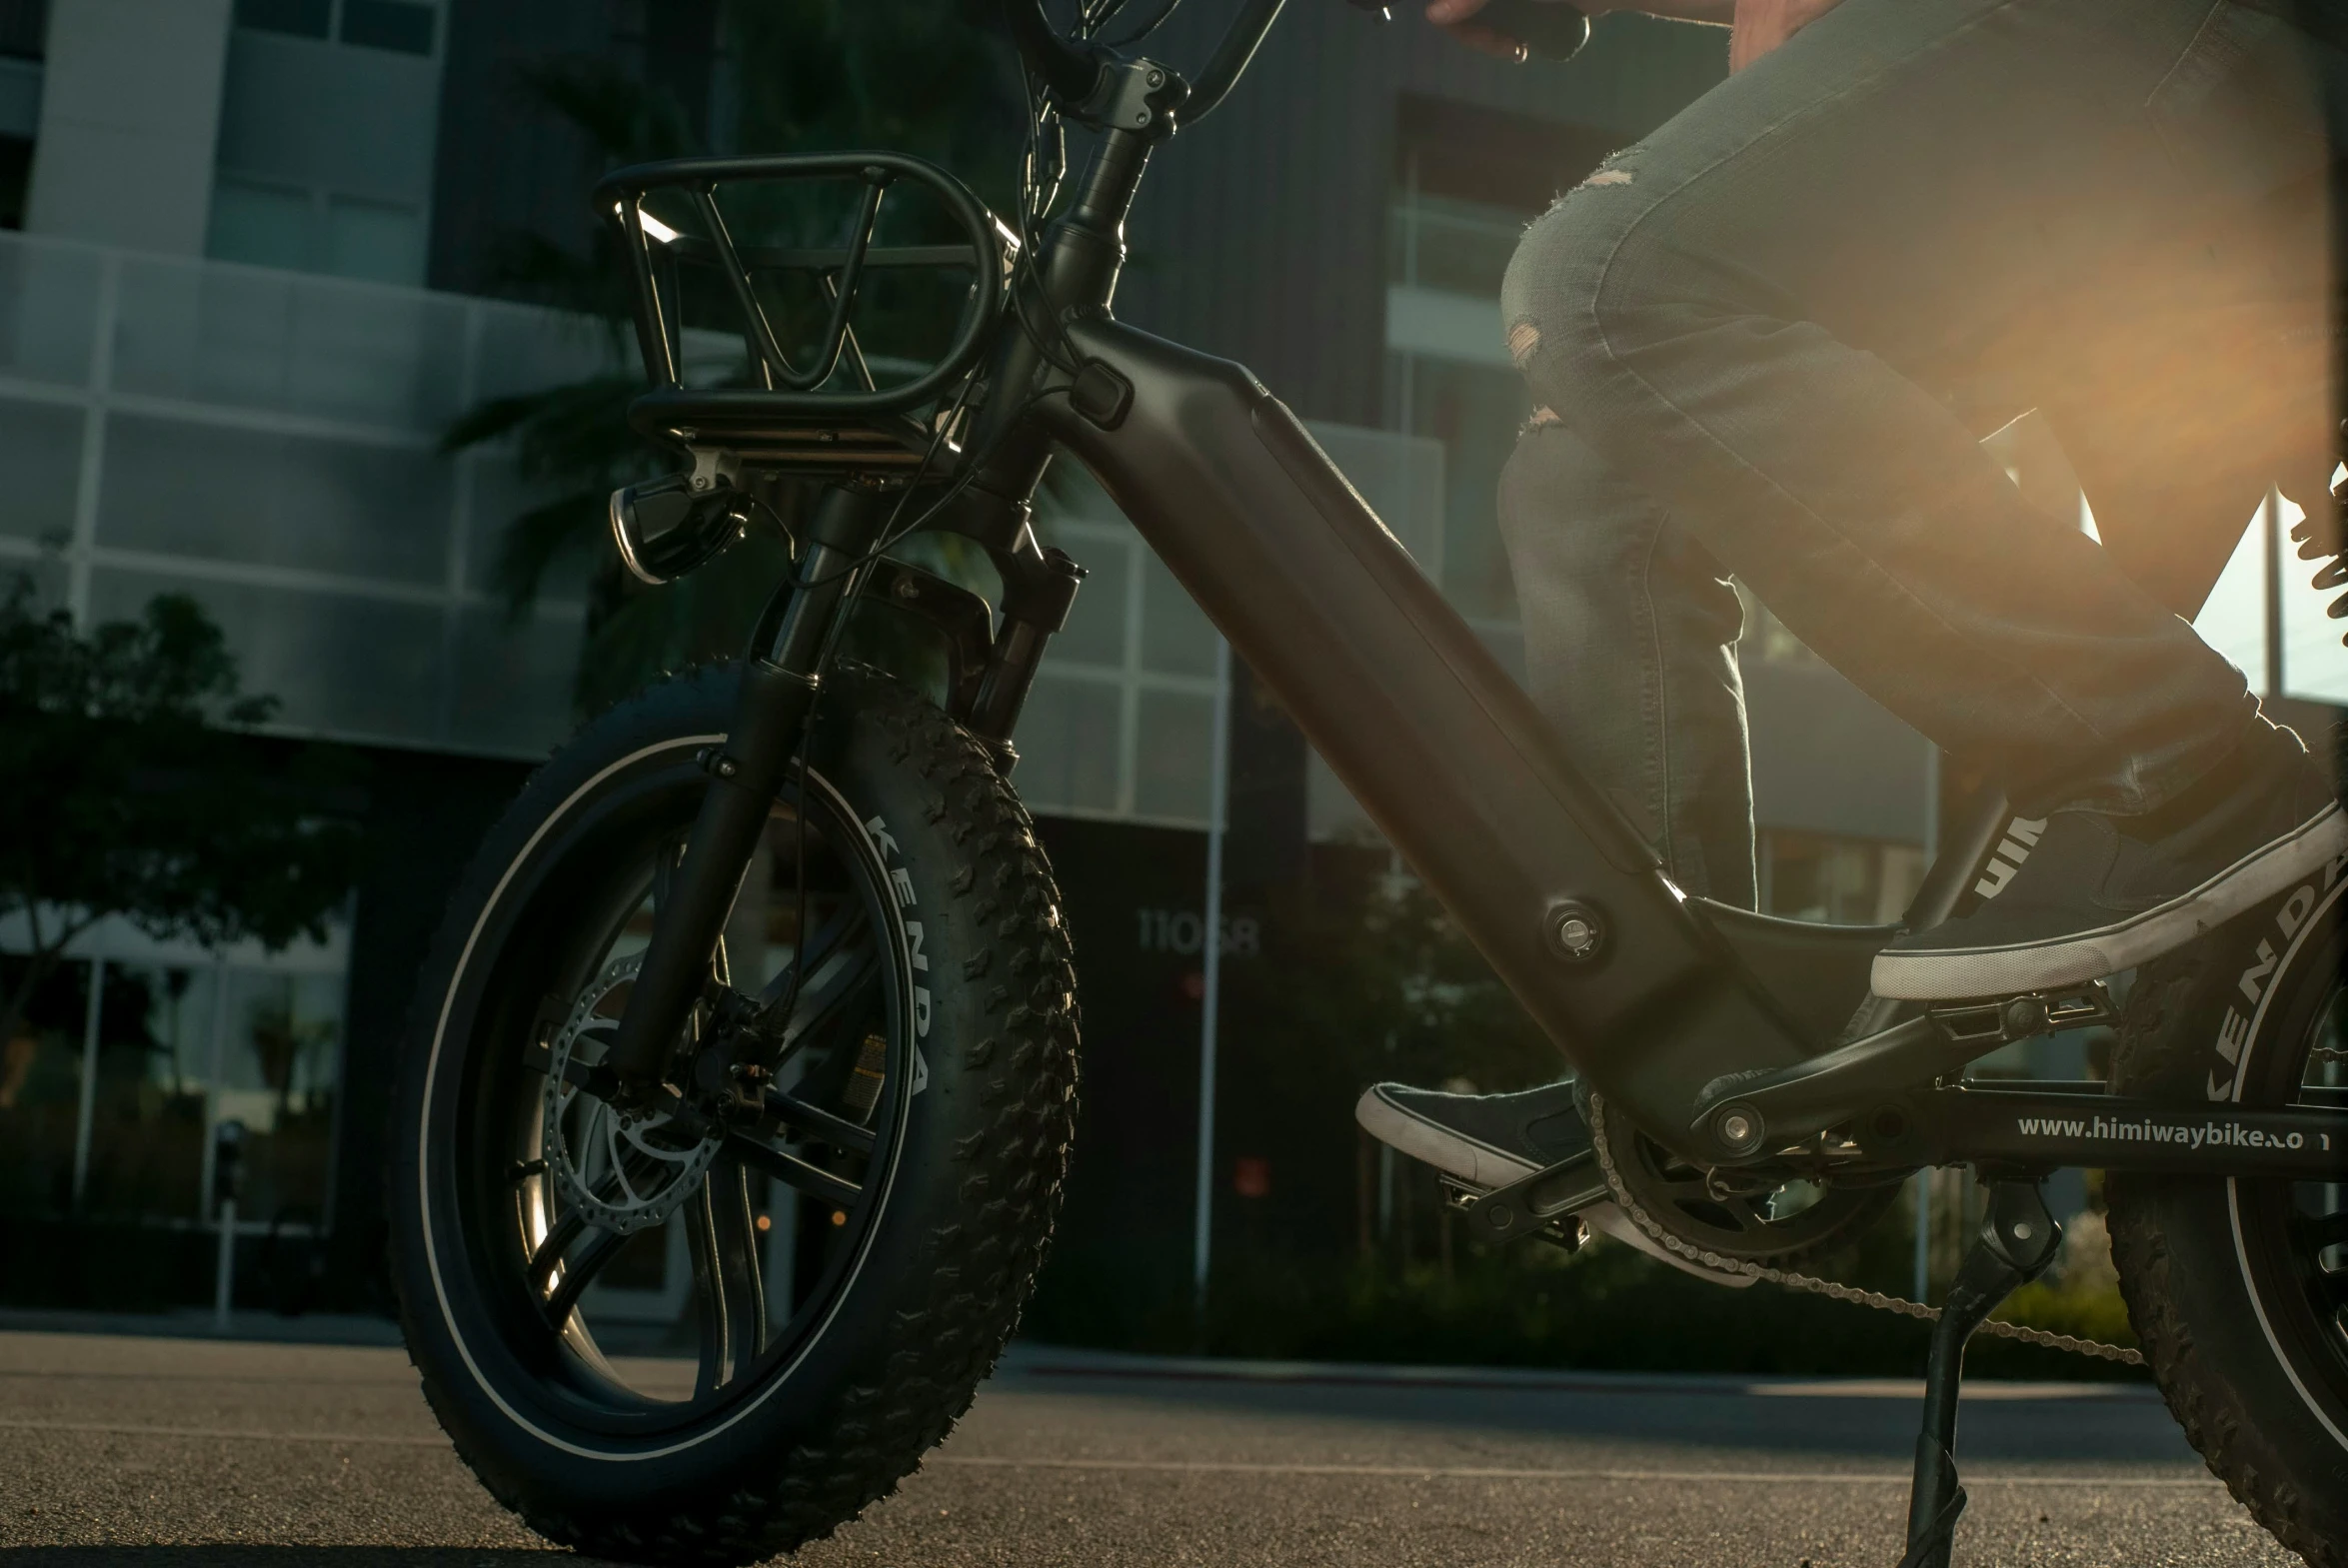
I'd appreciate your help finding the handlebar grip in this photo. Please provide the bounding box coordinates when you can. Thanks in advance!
[1468,0,1590,61]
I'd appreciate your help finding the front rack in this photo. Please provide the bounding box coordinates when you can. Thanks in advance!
[596,152,1010,474]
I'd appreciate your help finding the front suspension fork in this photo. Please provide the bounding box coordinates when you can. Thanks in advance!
[604,485,888,1091]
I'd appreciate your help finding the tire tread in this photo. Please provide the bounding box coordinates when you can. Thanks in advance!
[2108,950,2348,1568]
[390,664,1077,1566]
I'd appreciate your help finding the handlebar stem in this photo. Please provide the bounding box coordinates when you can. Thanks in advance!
[958,125,1156,512]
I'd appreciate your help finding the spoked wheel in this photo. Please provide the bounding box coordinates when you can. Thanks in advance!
[2110,876,2348,1568]
[391,665,1078,1566]
[502,771,906,1411]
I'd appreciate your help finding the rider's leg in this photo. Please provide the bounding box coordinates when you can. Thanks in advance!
[1356,424,1753,1182]
[1498,415,1756,909]
[2020,181,2337,621]
[1499,0,2342,999]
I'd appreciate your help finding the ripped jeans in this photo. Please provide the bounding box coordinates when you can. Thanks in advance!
[1498,0,2336,907]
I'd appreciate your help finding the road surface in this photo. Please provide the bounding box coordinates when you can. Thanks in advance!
[0,1329,2294,1566]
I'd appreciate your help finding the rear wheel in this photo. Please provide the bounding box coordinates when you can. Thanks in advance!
[389,664,1079,1565]
[2108,872,2348,1568]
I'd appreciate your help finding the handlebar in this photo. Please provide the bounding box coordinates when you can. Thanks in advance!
[1185,0,1290,122]
[1004,0,1582,133]
[1001,0,1106,105]
[1002,0,1288,129]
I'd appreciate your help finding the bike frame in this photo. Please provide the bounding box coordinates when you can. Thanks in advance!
[597,0,2348,1185]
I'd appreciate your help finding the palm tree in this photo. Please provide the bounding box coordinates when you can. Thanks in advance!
[447,2,1027,714]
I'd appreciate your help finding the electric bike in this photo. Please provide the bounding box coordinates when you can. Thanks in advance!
[387,3,2348,1563]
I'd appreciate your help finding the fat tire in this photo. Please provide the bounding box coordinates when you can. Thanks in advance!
[2106,877,2348,1568]
[387,663,1080,1566]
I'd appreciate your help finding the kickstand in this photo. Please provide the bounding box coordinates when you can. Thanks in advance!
[1895,1176,2062,1568]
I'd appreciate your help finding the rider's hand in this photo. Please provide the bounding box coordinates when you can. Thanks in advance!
[1423,0,1570,61]
[1727,0,1845,69]
[1426,0,1842,69]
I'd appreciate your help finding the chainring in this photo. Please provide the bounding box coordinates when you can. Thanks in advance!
[542,953,724,1236]
[1588,1091,1896,1267]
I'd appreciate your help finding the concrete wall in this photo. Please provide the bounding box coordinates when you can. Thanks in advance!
[23,0,232,254]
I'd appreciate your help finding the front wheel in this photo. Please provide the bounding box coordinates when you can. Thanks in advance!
[2107,872,2348,1568]
[388,664,1079,1565]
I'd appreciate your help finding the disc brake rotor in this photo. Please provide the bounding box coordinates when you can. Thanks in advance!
[543,952,724,1235]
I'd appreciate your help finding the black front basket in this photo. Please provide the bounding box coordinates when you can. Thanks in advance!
[596,152,1009,474]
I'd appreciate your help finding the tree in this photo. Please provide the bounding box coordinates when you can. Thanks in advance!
[446,3,1028,713]
[0,577,362,1056]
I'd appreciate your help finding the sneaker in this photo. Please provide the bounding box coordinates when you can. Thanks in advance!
[1872,729,2347,1000]
[1353,1078,1591,1187]
[1356,1078,1756,1286]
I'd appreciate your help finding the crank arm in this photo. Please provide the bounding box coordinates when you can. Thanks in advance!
[1687,984,2118,1162]
[1447,1152,1610,1243]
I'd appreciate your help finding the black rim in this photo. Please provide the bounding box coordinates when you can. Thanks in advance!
[2235,921,2348,1445]
[431,752,911,1441]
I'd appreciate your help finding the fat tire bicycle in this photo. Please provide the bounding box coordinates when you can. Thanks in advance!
[386,3,2348,1563]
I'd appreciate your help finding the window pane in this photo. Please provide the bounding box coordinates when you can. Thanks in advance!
[88,569,450,746]
[340,0,435,54]
[1762,831,1922,925]
[1388,194,1524,297]
[1135,689,1212,823]
[322,195,424,286]
[83,963,213,1222]
[1396,357,1528,622]
[1140,552,1213,677]
[1051,540,1128,668]
[0,955,91,1219]
[113,256,467,428]
[1014,674,1123,815]
[98,416,452,586]
[0,237,103,386]
[216,969,342,1224]
[0,396,82,546]
[235,0,331,38]
[207,178,312,272]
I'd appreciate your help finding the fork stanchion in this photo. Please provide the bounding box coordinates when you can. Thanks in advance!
[1897,1178,2062,1568]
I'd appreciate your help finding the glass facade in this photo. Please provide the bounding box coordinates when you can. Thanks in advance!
[211,0,445,286]
[1031,421,1445,833]
[0,924,344,1237]
[0,227,591,760]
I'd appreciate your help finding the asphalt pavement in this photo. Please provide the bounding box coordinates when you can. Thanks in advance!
[0,1329,2297,1567]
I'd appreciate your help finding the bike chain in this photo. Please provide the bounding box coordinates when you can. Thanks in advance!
[1584,1094,2146,1367]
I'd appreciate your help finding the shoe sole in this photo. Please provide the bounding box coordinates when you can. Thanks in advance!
[1871,801,2348,1000]
[1353,1086,1540,1189]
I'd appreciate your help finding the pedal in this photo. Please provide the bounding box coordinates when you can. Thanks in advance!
[1928,981,2113,1049]
[1440,1152,1609,1248]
